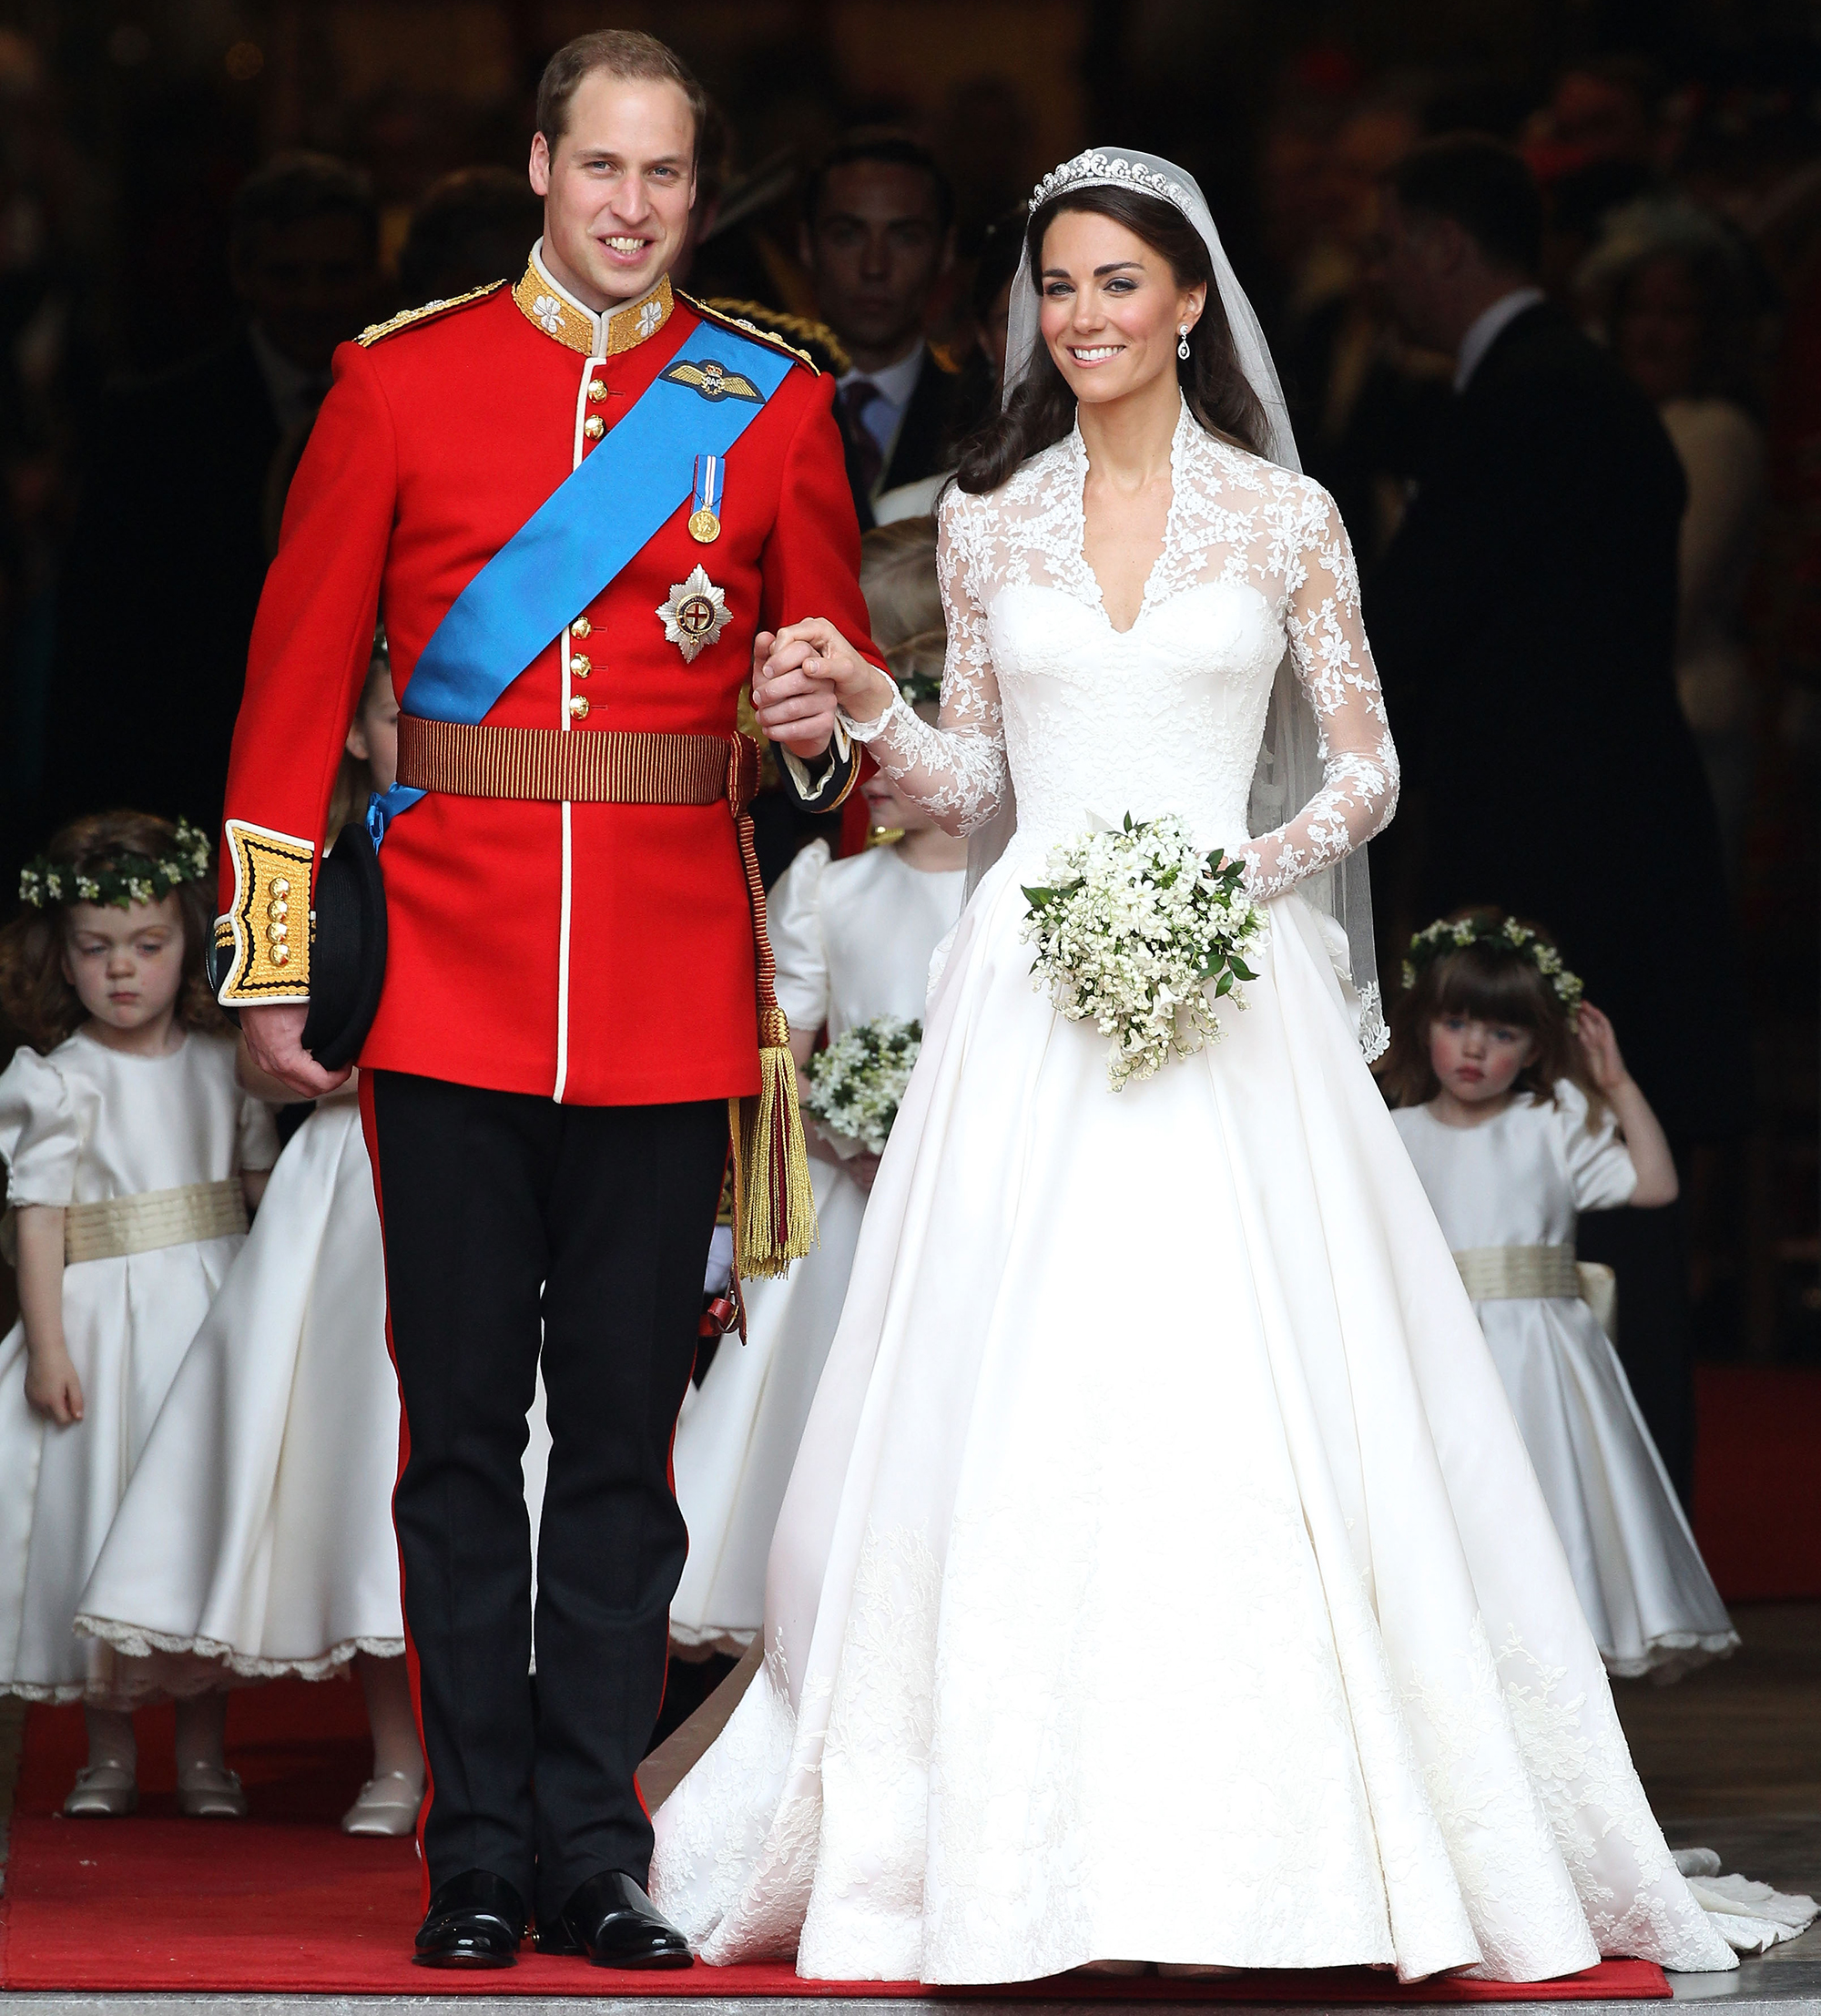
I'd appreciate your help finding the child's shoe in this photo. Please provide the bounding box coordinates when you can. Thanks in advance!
[176,1762,248,1818]
[63,1764,137,1817]
[341,1769,423,1837]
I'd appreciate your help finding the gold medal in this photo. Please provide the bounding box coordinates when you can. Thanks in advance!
[687,505,721,544]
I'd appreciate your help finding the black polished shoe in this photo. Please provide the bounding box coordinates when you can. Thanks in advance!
[413,1868,527,1969]
[546,1869,693,1969]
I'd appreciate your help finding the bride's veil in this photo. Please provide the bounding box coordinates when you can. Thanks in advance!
[972,146,1385,1054]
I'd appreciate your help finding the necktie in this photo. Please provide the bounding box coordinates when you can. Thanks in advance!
[841,380,884,497]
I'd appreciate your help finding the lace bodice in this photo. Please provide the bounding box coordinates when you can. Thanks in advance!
[849,405,1397,897]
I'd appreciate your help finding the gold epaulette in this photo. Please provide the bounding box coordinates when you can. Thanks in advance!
[682,292,823,376]
[357,278,510,348]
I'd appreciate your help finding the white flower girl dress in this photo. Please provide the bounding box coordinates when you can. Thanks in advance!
[649,410,1773,1984]
[1392,1083,1737,1681]
[74,1082,405,1688]
[0,1030,275,1703]
[670,838,964,1656]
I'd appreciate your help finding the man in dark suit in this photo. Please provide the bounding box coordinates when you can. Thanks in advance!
[43,154,381,833]
[1367,135,1748,1500]
[800,133,962,519]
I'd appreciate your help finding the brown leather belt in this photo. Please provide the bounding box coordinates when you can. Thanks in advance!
[392,709,809,1281]
[396,716,757,811]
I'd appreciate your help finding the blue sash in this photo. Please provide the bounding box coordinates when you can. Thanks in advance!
[370,318,795,841]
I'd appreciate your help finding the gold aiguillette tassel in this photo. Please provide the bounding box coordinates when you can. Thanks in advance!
[729,760,819,1278]
[730,1004,818,1278]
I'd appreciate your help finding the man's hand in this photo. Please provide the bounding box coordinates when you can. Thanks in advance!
[753,618,896,755]
[240,1003,351,1098]
[749,627,838,759]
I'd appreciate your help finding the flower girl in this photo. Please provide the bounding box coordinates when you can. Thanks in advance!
[0,812,278,1816]
[669,521,966,1656]
[1381,910,1737,1680]
[73,642,427,1836]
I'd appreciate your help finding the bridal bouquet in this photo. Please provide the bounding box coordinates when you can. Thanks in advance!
[1022,812,1268,1091]
[802,1015,923,1155]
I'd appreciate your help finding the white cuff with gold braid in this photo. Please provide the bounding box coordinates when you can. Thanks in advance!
[217,820,314,1006]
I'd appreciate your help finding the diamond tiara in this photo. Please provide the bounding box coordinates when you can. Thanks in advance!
[1030,148,1194,214]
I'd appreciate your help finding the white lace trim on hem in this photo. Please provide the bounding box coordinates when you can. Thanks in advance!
[70,1613,404,1683]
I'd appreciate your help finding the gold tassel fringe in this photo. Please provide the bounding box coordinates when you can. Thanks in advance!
[730,1009,819,1278]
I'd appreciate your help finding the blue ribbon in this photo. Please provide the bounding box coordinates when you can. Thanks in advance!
[370,319,794,841]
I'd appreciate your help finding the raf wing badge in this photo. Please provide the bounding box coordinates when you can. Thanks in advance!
[657,565,733,663]
[660,355,764,404]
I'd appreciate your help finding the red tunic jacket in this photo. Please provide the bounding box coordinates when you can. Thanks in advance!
[216,254,880,1105]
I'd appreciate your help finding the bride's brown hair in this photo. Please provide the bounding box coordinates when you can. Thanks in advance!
[953,185,1269,497]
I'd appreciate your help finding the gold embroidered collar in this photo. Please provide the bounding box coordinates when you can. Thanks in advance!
[513,243,673,360]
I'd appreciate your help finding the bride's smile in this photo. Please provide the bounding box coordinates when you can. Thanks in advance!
[1039,208,1202,407]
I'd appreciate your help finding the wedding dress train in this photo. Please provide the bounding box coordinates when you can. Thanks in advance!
[650,409,1749,1984]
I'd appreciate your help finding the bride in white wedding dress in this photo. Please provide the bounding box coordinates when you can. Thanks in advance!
[649,148,1777,1987]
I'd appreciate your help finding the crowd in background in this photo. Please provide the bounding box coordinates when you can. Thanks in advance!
[0,7,1816,1390]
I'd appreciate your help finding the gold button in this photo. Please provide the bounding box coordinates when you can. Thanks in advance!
[571,616,591,638]
[569,694,590,719]
[271,943,290,966]
[571,653,591,677]
[271,877,290,897]
[583,413,605,441]
[587,379,608,402]
[267,921,289,943]
[267,896,288,921]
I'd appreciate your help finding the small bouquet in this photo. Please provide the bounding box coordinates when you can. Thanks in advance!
[802,1015,923,1155]
[1022,812,1268,1091]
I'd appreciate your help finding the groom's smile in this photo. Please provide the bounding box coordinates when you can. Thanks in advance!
[529,68,697,311]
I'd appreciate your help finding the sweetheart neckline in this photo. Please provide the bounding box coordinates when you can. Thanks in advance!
[989,577,1274,634]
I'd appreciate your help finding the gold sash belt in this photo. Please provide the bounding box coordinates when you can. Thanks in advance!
[63,1178,248,1265]
[397,717,736,806]
[1453,1243,1582,1301]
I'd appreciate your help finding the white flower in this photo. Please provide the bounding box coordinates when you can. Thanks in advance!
[532,292,565,333]
[636,297,664,338]
[803,1016,921,1153]
[1022,813,1268,1091]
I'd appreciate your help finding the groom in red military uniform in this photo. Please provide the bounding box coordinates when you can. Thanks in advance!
[217,31,880,1970]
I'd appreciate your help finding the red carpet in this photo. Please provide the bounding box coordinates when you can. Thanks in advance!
[0,1679,1665,2001]
[1693,1365,1821,1601]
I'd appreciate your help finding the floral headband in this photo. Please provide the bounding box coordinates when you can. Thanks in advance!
[19,820,212,911]
[1403,913,1584,1023]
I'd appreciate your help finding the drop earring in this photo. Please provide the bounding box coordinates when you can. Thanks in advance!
[1177,325,1192,360]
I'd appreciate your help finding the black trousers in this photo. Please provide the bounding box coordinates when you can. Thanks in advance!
[365,1071,725,1919]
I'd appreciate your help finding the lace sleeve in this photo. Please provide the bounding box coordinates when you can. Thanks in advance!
[1240,486,1399,900]
[841,491,1010,837]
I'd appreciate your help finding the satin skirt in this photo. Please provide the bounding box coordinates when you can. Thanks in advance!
[1477,1296,1735,1680]
[649,862,1737,1985]
[671,1157,869,1658]
[75,1098,404,1692]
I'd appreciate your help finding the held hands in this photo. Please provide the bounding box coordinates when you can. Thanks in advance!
[1573,1003,1630,1095]
[240,1003,351,1100]
[751,619,897,756]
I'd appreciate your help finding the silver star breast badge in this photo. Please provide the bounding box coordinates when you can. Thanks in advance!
[656,565,733,664]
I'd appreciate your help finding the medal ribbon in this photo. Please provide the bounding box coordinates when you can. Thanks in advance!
[692,453,724,531]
